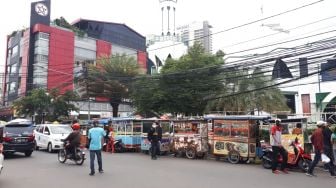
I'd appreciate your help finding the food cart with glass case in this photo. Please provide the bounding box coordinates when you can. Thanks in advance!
[171,119,208,159]
[110,118,142,151]
[205,115,270,164]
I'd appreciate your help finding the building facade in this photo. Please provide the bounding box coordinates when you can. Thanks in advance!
[1,0,148,119]
[176,21,213,54]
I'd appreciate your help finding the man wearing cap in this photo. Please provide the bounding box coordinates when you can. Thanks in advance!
[270,119,288,174]
[306,121,336,177]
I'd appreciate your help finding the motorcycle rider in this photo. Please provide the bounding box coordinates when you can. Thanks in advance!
[148,121,162,160]
[64,122,81,159]
[270,119,289,174]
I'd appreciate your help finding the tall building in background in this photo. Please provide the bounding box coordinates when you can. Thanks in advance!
[1,0,148,119]
[176,21,213,53]
[146,0,187,72]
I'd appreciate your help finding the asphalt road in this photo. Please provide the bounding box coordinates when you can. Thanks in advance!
[0,150,335,188]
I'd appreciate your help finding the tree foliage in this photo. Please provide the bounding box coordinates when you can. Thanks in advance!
[13,88,79,123]
[206,67,289,114]
[85,54,140,117]
[132,43,225,115]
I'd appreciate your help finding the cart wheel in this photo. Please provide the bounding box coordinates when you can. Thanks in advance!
[186,147,196,159]
[228,151,240,164]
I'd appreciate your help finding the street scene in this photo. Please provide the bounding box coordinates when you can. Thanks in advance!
[1,151,335,188]
[1,0,336,187]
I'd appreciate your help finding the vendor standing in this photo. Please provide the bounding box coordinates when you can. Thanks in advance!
[148,121,162,160]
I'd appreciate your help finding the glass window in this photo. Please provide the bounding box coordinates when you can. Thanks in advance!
[133,122,141,133]
[34,46,49,55]
[12,45,18,57]
[50,126,72,134]
[11,64,17,73]
[214,123,223,136]
[161,122,171,133]
[44,126,50,134]
[35,32,49,41]
[9,82,16,93]
[231,123,249,138]
[142,122,151,133]
[38,126,44,133]
[74,47,96,59]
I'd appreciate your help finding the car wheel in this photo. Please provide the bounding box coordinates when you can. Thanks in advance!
[47,143,53,153]
[25,151,33,157]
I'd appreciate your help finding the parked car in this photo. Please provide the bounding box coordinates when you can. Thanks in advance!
[0,143,3,174]
[34,124,72,153]
[1,119,35,157]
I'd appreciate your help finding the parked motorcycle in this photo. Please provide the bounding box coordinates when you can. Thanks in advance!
[262,140,311,172]
[114,139,125,153]
[58,140,85,165]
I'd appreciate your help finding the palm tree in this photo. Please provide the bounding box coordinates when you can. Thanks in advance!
[85,54,140,117]
[206,67,288,114]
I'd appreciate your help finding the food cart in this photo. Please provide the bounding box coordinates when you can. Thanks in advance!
[110,118,142,151]
[205,115,270,164]
[140,119,172,155]
[171,119,208,159]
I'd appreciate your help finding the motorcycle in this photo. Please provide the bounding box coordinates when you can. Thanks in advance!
[261,139,312,172]
[114,139,125,153]
[58,140,85,165]
[0,145,3,175]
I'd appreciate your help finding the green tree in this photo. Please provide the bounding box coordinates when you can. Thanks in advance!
[206,67,289,114]
[132,43,225,115]
[85,54,140,117]
[13,88,79,123]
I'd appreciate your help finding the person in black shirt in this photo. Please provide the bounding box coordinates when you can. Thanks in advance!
[147,121,162,160]
[64,123,81,158]
[322,122,335,174]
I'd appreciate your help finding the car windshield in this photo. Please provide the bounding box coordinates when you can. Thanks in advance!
[49,126,72,134]
[5,124,34,135]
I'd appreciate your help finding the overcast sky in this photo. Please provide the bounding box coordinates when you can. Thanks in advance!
[0,0,335,71]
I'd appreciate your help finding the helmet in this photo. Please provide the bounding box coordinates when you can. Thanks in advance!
[275,118,281,123]
[316,121,326,127]
[72,123,80,130]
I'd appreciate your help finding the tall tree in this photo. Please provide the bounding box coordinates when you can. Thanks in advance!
[85,54,140,117]
[206,67,289,114]
[132,43,225,115]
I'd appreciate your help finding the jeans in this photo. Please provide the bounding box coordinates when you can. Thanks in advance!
[271,146,288,171]
[90,150,103,173]
[151,141,160,159]
[308,149,335,175]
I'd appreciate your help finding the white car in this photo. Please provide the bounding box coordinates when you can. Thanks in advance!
[0,144,3,175]
[34,124,72,153]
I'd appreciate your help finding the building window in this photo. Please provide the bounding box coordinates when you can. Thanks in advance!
[11,45,18,57]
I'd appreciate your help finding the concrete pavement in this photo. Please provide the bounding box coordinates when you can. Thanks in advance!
[0,151,335,188]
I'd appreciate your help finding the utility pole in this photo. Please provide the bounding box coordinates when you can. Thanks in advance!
[82,62,90,122]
